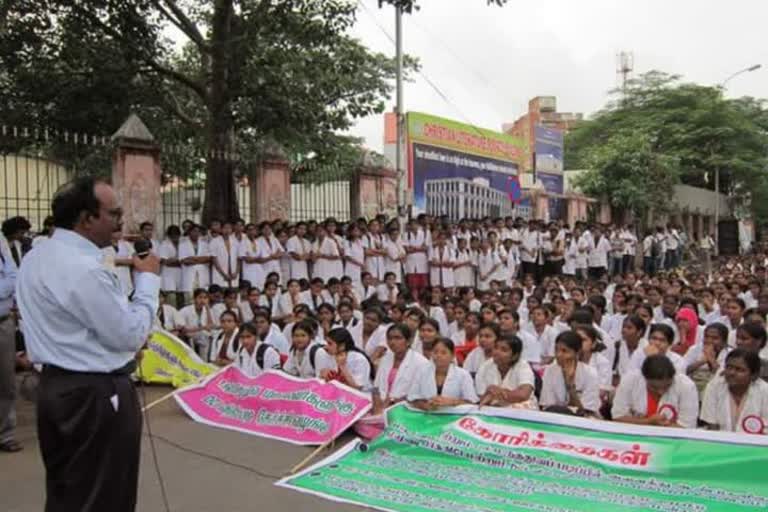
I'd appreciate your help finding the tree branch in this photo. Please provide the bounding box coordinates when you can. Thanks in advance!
[162,87,204,129]
[150,0,208,51]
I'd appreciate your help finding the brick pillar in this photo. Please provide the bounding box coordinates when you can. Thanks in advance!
[350,154,398,220]
[250,141,290,223]
[111,114,162,236]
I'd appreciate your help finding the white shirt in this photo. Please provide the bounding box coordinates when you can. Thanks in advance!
[588,236,611,268]
[102,240,134,296]
[475,359,536,398]
[208,328,239,362]
[429,245,456,288]
[17,229,160,373]
[239,237,267,290]
[701,376,768,433]
[522,324,558,361]
[520,229,540,264]
[158,239,182,292]
[407,363,478,403]
[629,348,687,375]
[315,349,372,389]
[462,346,490,375]
[612,371,699,428]
[613,338,649,378]
[235,343,282,377]
[585,352,613,391]
[285,235,311,281]
[156,304,183,332]
[374,349,432,401]
[363,233,386,281]
[350,322,388,358]
[404,229,429,274]
[178,238,211,293]
[209,235,240,288]
[540,362,601,413]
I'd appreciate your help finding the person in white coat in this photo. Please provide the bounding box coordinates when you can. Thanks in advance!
[208,310,239,365]
[463,322,500,377]
[350,308,389,361]
[476,238,503,292]
[409,338,479,409]
[540,331,601,415]
[256,222,285,285]
[156,292,183,335]
[313,225,344,284]
[383,227,406,284]
[344,224,366,290]
[283,319,322,379]
[363,220,387,283]
[209,222,241,288]
[285,222,311,281]
[158,225,183,304]
[234,323,282,377]
[612,354,699,428]
[572,324,612,396]
[318,328,374,390]
[102,230,134,296]
[428,231,456,290]
[178,225,212,298]
[476,335,537,409]
[239,224,268,291]
[374,324,432,406]
[403,220,430,300]
[700,349,768,434]
[251,308,290,355]
[629,323,687,375]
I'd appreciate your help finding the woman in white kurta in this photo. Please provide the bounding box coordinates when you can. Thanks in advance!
[374,324,433,405]
[209,225,240,288]
[454,239,474,288]
[629,323,687,375]
[208,311,239,365]
[540,331,601,415]
[344,225,366,288]
[572,324,613,394]
[314,226,344,284]
[256,223,284,285]
[700,349,768,434]
[363,221,387,282]
[318,328,373,390]
[239,227,268,290]
[283,319,320,379]
[612,354,699,428]
[428,234,456,289]
[383,229,406,284]
[178,227,211,293]
[476,335,537,409]
[476,240,502,292]
[235,323,282,377]
[409,338,478,408]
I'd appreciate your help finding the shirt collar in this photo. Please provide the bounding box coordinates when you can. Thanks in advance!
[52,229,104,261]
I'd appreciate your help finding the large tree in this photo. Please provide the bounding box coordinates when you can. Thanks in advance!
[567,71,768,223]
[0,0,410,222]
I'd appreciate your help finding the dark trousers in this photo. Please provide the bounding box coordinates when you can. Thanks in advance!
[520,261,537,280]
[622,254,634,273]
[643,256,655,275]
[37,368,142,512]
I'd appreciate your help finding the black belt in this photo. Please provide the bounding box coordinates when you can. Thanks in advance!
[42,360,136,377]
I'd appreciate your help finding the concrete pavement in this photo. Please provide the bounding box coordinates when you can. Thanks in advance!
[2,383,368,512]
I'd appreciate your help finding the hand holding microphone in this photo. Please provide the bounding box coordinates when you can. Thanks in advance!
[132,239,161,275]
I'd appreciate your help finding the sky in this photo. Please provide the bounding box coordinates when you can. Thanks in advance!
[348,0,768,153]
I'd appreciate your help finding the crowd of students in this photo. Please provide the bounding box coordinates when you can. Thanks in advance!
[22,213,768,436]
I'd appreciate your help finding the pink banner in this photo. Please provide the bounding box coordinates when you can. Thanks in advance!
[174,367,372,445]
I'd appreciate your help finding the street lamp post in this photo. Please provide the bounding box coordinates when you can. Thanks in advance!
[714,64,761,252]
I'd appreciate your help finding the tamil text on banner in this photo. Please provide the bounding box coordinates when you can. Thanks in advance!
[278,404,768,512]
[136,329,217,388]
[174,367,371,445]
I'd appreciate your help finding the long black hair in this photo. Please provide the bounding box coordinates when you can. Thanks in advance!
[326,328,375,381]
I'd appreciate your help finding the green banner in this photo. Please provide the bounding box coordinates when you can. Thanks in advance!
[407,111,523,162]
[135,330,217,388]
[279,405,768,512]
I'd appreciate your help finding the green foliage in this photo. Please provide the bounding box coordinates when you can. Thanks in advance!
[566,71,768,222]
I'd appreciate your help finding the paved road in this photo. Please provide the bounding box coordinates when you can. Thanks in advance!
[3,382,368,512]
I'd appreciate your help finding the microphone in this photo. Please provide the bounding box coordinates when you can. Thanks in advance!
[134,239,152,259]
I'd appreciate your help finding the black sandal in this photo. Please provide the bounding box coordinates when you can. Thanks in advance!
[0,440,22,452]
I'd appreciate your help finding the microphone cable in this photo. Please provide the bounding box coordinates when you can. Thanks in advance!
[137,365,172,512]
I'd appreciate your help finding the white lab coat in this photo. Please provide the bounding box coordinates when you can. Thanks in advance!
[383,237,406,283]
[522,323,558,361]
[158,239,182,292]
[374,349,432,402]
[588,236,611,269]
[363,233,386,281]
[540,362,601,413]
[700,375,768,433]
[285,235,311,281]
[429,245,456,288]
[208,328,239,362]
[350,322,388,358]
[344,238,366,286]
[102,240,134,296]
[209,236,240,288]
[475,358,536,399]
[463,346,490,375]
[283,347,320,379]
[313,236,343,284]
[476,250,502,291]
[155,304,183,332]
[178,239,210,293]
[407,363,479,403]
[404,229,429,275]
[235,343,282,377]
[629,348,687,376]
[585,351,613,390]
[263,324,290,355]
[316,349,372,389]
[454,249,474,288]
[300,289,334,313]
[612,371,699,428]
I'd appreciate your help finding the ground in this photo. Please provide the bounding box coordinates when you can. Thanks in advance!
[2,383,369,512]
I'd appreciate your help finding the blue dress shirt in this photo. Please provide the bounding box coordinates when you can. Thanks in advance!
[16,229,160,372]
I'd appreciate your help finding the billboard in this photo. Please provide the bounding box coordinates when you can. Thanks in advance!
[534,124,564,174]
[407,112,523,218]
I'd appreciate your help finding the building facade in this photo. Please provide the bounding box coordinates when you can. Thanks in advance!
[425,177,514,220]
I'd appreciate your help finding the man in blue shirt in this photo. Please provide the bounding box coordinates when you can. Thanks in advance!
[0,230,19,453]
[16,177,160,512]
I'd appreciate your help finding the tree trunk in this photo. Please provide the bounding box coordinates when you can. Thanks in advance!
[202,0,239,225]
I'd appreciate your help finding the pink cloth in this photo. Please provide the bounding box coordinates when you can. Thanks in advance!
[387,367,398,395]
[674,308,699,354]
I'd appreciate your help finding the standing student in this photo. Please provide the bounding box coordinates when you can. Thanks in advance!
[257,222,285,285]
[314,224,344,284]
[234,322,282,377]
[286,222,311,281]
[383,227,407,284]
[520,221,540,280]
[642,230,655,275]
[429,231,456,290]
[363,219,387,283]
[103,230,134,296]
[404,219,430,300]
[344,224,366,291]
[239,223,267,291]
[477,238,502,292]
[0,228,18,453]
[17,177,161,510]
[158,225,183,307]
[575,226,590,281]
[209,221,240,289]
[179,225,212,302]
[409,338,479,408]
[588,226,611,280]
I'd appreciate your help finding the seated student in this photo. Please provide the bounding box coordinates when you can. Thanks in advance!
[612,315,649,385]
[723,298,746,346]
[612,354,699,428]
[476,335,537,409]
[685,322,731,398]
[318,328,373,390]
[412,318,440,359]
[282,304,316,342]
[277,279,304,322]
[301,277,333,313]
[208,310,239,365]
[234,322,282,377]
[374,324,432,406]
[700,349,768,434]
[409,338,479,409]
[211,287,242,326]
[179,288,215,358]
[259,281,282,321]
[316,302,340,338]
[463,322,500,377]
[251,307,290,355]
[377,271,400,304]
[629,323,687,375]
[350,307,389,361]
[540,331,601,416]
[497,309,539,366]
[156,292,183,335]
[337,300,360,330]
[572,324,612,397]
[734,322,768,381]
[240,286,263,324]
[670,307,700,356]
[450,312,481,364]
[283,319,321,379]
[523,305,558,366]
